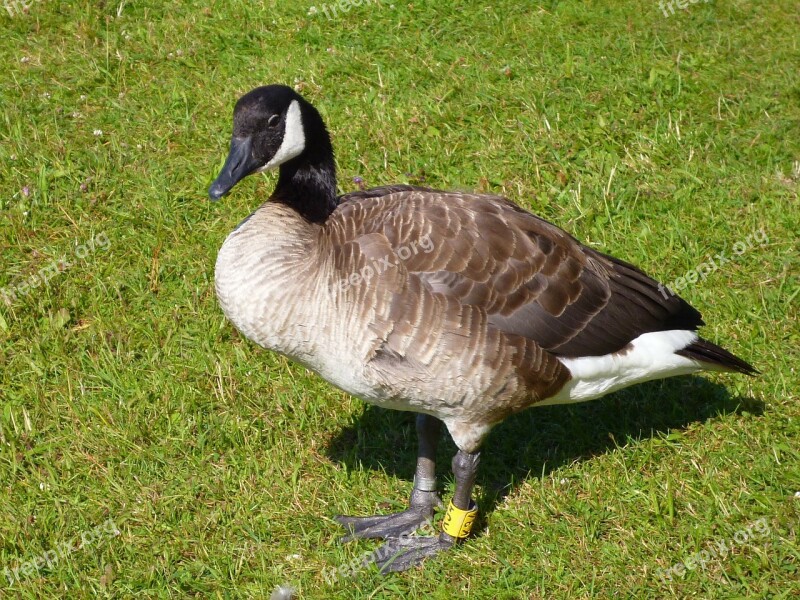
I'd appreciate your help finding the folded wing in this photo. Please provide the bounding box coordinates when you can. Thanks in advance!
[335,186,703,358]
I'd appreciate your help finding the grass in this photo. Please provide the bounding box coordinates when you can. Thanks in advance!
[0,0,798,597]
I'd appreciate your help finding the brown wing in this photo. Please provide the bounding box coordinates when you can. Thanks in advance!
[322,209,571,407]
[335,186,703,358]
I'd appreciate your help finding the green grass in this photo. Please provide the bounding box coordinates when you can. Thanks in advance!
[1,0,798,597]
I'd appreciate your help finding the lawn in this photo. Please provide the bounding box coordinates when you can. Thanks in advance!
[0,0,798,597]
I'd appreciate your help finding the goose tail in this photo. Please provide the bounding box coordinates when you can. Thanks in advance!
[677,337,758,376]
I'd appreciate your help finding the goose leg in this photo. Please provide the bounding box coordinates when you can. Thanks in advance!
[368,448,481,574]
[335,414,443,540]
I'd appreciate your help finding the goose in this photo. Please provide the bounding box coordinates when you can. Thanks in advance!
[208,84,756,573]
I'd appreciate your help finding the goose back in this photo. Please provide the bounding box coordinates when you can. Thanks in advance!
[335,186,703,358]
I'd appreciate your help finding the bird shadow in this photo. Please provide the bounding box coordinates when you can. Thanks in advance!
[324,375,763,519]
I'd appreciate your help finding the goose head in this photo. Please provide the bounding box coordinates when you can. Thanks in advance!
[209,85,337,222]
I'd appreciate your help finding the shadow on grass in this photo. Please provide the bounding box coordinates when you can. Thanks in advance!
[325,375,763,518]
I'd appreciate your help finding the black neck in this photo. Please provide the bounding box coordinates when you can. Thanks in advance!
[272,134,338,224]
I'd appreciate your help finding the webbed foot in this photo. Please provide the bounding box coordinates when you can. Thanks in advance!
[335,486,441,541]
[369,533,455,573]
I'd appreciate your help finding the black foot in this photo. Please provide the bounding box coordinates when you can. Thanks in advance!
[370,533,454,573]
[335,507,436,542]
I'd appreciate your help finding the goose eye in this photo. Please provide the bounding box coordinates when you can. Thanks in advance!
[267,114,280,127]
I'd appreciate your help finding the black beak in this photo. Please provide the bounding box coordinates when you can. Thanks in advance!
[208,136,260,200]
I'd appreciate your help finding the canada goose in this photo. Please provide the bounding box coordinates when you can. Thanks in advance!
[208,85,756,573]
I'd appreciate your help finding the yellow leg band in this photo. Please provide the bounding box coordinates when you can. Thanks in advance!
[442,501,478,539]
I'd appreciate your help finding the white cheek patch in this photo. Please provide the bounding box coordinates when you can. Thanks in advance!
[260,100,306,171]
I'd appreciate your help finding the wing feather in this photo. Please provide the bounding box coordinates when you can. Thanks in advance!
[333,186,702,357]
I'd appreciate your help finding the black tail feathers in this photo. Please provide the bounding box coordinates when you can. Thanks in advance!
[677,338,758,376]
